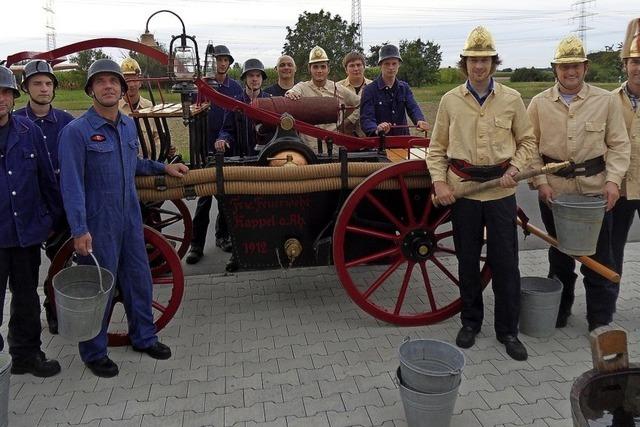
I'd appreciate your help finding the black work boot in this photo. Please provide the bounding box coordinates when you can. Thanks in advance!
[497,335,528,361]
[186,247,203,265]
[455,326,479,349]
[11,353,61,377]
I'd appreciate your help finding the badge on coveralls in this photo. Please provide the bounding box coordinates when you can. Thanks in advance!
[91,134,106,142]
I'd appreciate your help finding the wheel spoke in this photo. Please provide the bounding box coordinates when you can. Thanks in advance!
[418,192,434,226]
[162,233,186,242]
[151,216,182,228]
[398,175,416,227]
[418,261,437,311]
[364,193,406,232]
[430,256,460,286]
[346,225,397,241]
[345,247,401,268]
[435,230,453,240]
[394,262,415,315]
[436,246,457,256]
[153,276,175,285]
[362,257,405,299]
[151,300,167,313]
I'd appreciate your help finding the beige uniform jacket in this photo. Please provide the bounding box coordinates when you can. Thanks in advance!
[528,83,630,196]
[613,83,640,199]
[337,77,372,137]
[426,82,537,201]
[119,95,161,158]
[287,80,361,147]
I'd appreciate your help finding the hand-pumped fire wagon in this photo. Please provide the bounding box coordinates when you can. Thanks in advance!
[5,12,620,346]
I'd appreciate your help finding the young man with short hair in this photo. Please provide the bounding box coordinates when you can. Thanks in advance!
[264,55,296,97]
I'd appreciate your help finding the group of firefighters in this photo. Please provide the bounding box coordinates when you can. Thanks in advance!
[0,17,638,379]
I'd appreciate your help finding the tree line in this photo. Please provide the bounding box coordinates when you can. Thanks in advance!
[55,9,625,90]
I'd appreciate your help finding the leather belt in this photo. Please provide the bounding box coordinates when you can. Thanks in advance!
[541,155,605,178]
[449,158,510,183]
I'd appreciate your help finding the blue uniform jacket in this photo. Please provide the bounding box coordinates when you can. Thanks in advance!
[218,90,272,156]
[203,76,243,146]
[58,107,166,238]
[360,76,425,136]
[0,115,62,248]
[14,104,74,173]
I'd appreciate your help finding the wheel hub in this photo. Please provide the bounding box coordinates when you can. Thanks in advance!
[401,229,435,261]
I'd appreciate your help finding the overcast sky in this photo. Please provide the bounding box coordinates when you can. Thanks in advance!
[2,0,633,70]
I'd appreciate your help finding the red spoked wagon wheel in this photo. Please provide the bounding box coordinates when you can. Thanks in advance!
[333,160,491,326]
[46,226,184,346]
[142,199,193,267]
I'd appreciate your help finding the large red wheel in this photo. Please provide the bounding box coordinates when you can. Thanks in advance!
[46,226,184,346]
[333,160,491,326]
[142,199,193,265]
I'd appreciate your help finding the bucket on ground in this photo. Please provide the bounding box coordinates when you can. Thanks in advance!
[52,253,114,342]
[399,338,465,394]
[0,353,10,427]
[550,194,606,256]
[397,367,460,427]
[519,276,563,338]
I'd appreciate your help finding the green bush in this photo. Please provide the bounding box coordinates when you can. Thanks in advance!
[364,66,379,80]
[439,67,464,84]
[54,70,86,90]
[510,67,554,82]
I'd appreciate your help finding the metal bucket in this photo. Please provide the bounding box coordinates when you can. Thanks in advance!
[0,353,10,427]
[519,277,563,338]
[52,253,114,342]
[397,368,460,427]
[550,194,606,256]
[399,338,465,394]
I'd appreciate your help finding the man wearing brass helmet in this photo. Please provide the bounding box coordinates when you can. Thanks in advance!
[612,18,640,276]
[527,36,630,331]
[285,46,361,148]
[118,57,176,160]
[427,26,537,361]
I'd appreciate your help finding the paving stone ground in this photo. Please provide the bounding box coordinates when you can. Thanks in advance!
[3,243,640,427]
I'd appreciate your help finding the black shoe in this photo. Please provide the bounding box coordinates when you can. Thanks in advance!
[556,311,570,328]
[455,326,479,349]
[133,341,172,360]
[588,322,609,332]
[44,303,58,335]
[498,335,528,361]
[225,257,238,273]
[185,247,203,265]
[11,353,61,378]
[85,356,119,378]
[216,237,233,253]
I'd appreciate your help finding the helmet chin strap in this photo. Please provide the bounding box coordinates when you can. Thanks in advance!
[29,92,55,106]
[91,91,124,108]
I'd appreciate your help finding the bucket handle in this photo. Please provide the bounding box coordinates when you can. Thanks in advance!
[77,251,107,294]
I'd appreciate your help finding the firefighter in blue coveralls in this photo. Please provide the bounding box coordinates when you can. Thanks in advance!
[14,59,74,334]
[0,65,62,377]
[58,59,189,378]
[186,45,243,265]
[360,44,429,136]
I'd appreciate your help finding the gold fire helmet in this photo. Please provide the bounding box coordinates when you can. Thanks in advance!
[621,18,640,59]
[308,46,329,64]
[461,26,497,57]
[552,36,588,64]
[120,57,142,75]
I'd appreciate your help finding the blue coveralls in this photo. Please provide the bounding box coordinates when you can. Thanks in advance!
[0,114,62,358]
[218,90,272,156]
[58,107,166,363]
[191,76,244,250]
[360,76,425,136]
[14,103,74,175]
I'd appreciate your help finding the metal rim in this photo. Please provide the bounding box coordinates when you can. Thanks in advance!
[143,199,193,274]
[332,160,491,326]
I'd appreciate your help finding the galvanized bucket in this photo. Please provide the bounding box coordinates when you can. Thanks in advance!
[519,277,563,338]
[397,368,460,427]
[550,194,606,256]
[399,338,465,394]
[0,353,10,427]
[52,253,114,342]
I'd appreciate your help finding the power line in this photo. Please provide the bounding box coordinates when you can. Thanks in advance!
[571,0,596,49]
